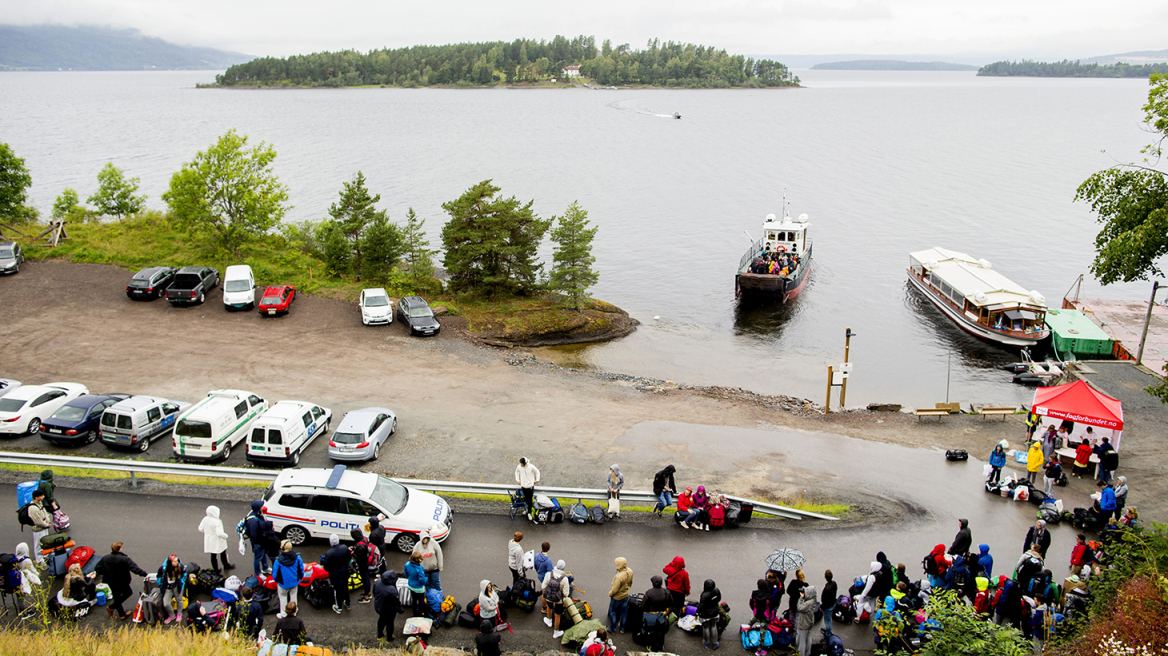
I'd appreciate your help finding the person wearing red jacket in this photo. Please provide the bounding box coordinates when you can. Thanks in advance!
[1069,534,1094,577]
[663,556,690,615]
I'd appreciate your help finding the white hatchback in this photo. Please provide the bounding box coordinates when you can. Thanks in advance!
[0,382,88,437]
[359,287,393,325]
[262,465,452,552]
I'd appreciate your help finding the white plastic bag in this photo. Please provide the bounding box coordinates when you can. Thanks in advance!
[982,464,993,477]
[1015,487,1029,502]
[522,549,535,570]
[237,537,246,556]
[1055,499,1064,513]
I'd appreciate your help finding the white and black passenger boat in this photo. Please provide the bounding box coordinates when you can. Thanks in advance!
[735,211,813,302]
[907,247,1050,348]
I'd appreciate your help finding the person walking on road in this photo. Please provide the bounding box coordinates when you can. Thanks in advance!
[608,557,633,633]
[413,527,444,592]
[652,465,677,516]
[374,570,402,642]
[515,458,540,519]
[36,470,60,513]
[94,541,147,620]
[542,559,571,639]
[27,489,52,567]
[820,571,837,638]
[698,578,722,649]
[273,540,304,619]
[274,601,307,644]
[949,519,972,556]
[663,556,690,616]
[1026,441,1044,485]
[198,505,234,572]
[988,444,1007,484]
[607,464,624,518]
[243,500,270,576]
[508,532,524,585]
[322,533,352,614]
[796,583,819,656]
[1043,456,1063,497]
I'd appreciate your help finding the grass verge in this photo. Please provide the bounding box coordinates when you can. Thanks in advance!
[0,462,269,488]
[1,625,255,656]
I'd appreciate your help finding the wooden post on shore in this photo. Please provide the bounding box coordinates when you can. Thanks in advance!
[825,366,833,414]
[841,327,853,409]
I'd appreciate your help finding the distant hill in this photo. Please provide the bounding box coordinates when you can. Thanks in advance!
[0,24,251,71]
[811,60,977,71]
[1082,49,1168,66]
[978,59,1168,77]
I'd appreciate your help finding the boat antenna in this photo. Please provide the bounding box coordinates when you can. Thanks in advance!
[783,191,790,219]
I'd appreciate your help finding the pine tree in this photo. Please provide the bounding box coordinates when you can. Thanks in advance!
[402,207,437,286]
[328,171,382,275]
[361,213,405,282]
[549,201,599,308]
[441,180,551,296]
[320,222,351,275]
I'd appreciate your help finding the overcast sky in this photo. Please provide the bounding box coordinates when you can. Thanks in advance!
[3,0,1166,59]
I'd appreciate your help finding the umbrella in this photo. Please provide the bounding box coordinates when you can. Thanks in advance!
[765,548,805,572]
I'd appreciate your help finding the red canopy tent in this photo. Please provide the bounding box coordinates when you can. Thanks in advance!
[1032,380,1124,449]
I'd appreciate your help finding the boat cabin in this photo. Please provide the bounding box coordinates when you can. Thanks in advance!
[908,247,1048,334]
[762,213,810,256]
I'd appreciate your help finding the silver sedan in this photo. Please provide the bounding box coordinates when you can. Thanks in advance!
[327,406,397,462]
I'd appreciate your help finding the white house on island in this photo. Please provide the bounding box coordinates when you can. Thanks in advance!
[562,65,581,78]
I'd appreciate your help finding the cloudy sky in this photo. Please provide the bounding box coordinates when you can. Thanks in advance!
[3,0,1166,59]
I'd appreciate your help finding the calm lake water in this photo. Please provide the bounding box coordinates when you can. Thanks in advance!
[0,70,1156,406]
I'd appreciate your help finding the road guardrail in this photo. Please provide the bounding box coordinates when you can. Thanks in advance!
[0,451,837,521]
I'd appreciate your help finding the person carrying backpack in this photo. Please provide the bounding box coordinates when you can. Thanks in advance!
[94,541,147,620]
[1069,534,1094,577]
[542,559,571,639]
[582,626,615,656]
[242,500,269,577]
[350,527,373,603]
[26,489,53,567]
[374,570,402,641]
[198,505,234,572]
[1013,548,1044,592]
[273,540,304,619]
[1043,456,1063,497]
[36,470,60,513]
[944,556,970,601]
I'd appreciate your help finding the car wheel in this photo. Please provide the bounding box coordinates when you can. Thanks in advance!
[394,532,417,553]
[391,418,397,435]
[221,443,232,461]
[137,436,150,452]
[26,418,40,436]
[291,452,300,467]
[372,443,380,461]
[86,430,96,444]
[283,525,309,546]
[198,292,205,304]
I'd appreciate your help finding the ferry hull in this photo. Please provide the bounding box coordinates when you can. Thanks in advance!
[736,260,812,303]
[907,272,1047,347]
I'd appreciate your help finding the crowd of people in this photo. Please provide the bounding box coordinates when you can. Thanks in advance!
[747,248,801,276]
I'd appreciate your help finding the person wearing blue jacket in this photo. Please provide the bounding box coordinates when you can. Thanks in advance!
[1100,483,1117,517]
[534,542,554,589]
[243,500,269,576]
[272,540,304,619]
[988,445,1007,483]
[404,552,428,616]
[976,544,994,579]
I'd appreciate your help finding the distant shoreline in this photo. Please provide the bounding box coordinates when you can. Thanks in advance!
[811,59,978,71]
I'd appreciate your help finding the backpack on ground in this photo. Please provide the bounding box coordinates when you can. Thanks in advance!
[726,502,741,527]
[457,609,478,628]
[740,623,774,650]
[568,500,588,525]
[945,449,968,461]
[825,634,846,656]
[709,504,726,528]
[440,595,456,613]
[768,617,795,647]
[591,505,606,525]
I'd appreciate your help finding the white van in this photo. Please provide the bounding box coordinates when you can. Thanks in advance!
[222,265,256,310]
[99,396,190,453]
[246,400,332,467]
[172,389,267,462]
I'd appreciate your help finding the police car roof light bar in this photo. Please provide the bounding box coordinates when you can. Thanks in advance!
[326,464,347,489]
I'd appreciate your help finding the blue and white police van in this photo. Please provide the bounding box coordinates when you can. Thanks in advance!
[261,465,452,552]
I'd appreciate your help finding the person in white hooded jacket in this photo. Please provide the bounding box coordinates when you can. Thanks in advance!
[197,505,234,572]
[479,579,505,626]
[853,562,881,618]
[14,542,41,595]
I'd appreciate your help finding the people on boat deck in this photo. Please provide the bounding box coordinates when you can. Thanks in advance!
[750,250,799,275]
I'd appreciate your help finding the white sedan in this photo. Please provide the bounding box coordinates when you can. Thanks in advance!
[359,287,393,325]
[0,382,89,437]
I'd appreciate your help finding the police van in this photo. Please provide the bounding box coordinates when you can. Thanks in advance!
[246,400,332,467]
[261,465,452,552]
[99,396,190,452]
[172,389,267,462]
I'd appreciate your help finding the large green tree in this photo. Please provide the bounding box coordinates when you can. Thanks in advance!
[87,162,146,219]
[0,142,33,223]
[548,201,599,308]
[327,171,382,275]
[162,129,290,256]
[402,207,437,285]
[360,213,405,282]
[1075,73,1168,285]
[441,180,551,296]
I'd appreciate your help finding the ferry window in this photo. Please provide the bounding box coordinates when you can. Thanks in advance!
[787,232,796,241]
[767,232,776,240]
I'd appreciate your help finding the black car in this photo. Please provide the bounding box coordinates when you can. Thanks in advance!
[397,296,441,336]
[0,240,24,275]
[39,393,130,446]
[164,266,220,305]
[126,266,178,300]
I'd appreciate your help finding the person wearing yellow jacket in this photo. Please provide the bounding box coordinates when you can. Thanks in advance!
[1026,441,1044,485]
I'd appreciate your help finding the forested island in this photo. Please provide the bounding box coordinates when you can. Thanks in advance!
[811,60,977,71]
[211,35,799,89]
[978,59,1167,77]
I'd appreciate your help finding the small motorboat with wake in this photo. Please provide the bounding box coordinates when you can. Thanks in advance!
[673,112,681,119]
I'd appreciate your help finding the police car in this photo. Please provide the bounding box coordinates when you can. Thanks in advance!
[261,465,452,552]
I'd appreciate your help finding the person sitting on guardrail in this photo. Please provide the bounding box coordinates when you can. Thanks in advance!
[651,465,677,516]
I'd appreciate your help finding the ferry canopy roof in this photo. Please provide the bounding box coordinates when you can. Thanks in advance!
[1032,380,1124,430]
[909,247,1046,310]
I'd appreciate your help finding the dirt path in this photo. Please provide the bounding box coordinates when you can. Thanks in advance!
[4,260,1152,522]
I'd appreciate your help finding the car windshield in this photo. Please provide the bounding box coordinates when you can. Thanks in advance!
[261,296,281,305]
[50,406,87,421]
[0,398,27,412]
[365,296,389,308]
[177,419,213,438]
[371,476,409,514]
[173,274,200,288]
[408,306,433,318]
[0,248,12,258]
[331,431,365,445]
[225,280,251,292]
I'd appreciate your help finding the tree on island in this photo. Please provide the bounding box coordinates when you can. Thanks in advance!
[549,201,599,309]
[402,207,437,287]
[0,142,35,224]
[88,162,146,219]
[162,129,290,257]
[441,180,550,296]
[1075,73,1168,401]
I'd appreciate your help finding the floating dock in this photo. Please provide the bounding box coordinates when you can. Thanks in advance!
[1062,297,1168,375]
[1044,308,1113,357]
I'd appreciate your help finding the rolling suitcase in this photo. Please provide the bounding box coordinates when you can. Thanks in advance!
[48,547,72,577]
[625,592,645,634]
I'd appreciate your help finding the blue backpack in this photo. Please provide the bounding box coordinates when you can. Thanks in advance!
[826,634,846,656]
[740,624,773,650]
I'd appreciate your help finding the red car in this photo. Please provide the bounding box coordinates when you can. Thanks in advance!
[257,285,295,316]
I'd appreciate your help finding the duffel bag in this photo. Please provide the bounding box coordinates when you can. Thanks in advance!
[1028,488,1047,505]
[195,569,226,595]
[458,609,479,629]
[39,531,70,551]
[945,449,968,461]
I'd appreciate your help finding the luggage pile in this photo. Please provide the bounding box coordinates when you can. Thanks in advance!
[532,496,565,525]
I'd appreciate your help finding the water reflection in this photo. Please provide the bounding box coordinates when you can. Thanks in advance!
[903,281,1022,369]
[732,296,798,338]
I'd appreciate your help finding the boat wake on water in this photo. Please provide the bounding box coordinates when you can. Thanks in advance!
[607,99,680,119]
